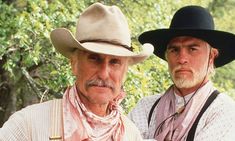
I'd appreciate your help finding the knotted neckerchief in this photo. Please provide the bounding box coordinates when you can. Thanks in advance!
[63,85,125,141]
[155,81,215,141]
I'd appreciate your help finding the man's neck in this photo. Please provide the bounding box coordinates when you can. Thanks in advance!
[77,93,110,117]
[84,102,110,117]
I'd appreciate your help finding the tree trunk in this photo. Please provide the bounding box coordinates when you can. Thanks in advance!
[0,56,14,127]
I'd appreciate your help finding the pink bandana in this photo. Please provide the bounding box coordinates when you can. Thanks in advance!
[155,81,215,141]
[63,85,125,141]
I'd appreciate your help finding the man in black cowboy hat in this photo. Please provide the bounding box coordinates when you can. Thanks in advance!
[129,5,235,141]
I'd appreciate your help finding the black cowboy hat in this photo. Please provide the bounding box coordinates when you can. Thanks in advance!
[139,5,235,67]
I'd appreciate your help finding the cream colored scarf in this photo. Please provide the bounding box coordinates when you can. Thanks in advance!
[155,81,215,141]
[63,85,125,141]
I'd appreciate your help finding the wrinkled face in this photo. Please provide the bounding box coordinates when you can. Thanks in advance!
[166,36,213,89]
[71,50,129,105]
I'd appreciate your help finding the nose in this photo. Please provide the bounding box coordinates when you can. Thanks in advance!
[177,49,188,65]
[98,62,110,80]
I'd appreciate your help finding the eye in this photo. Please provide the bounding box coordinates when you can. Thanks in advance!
[88,54,101,62]
[167,46,179,53]
[190,47,197,51]
[189,45,199,52]
[110,58,121,65]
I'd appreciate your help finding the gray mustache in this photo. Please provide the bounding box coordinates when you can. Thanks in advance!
[86,79,115,90]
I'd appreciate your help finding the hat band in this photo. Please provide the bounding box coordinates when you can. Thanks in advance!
[80,39,133,51]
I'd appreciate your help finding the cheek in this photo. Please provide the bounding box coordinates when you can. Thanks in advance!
[113,69,127,85]
[196,55,208,67]
[167,60,175,72]
[166,55,175,65]
[75,69,89,93]
[72,62,78,76]
[73,62,89,84]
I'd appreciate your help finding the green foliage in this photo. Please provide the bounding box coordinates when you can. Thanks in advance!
[122,56,172,113]
[213,61,235,99]
[0,0,235,119]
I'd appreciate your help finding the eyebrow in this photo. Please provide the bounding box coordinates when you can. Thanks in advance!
[187,43,201,47]
[167,44,178,49]
[167,43,201,49]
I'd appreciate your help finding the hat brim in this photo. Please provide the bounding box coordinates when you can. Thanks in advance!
[139,29,235,67]
[50,28,153,65]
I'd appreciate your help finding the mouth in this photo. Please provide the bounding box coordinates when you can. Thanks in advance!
[175,69,191,73]
[174,68,192,75]
[86,79,115,92]
[89,84,114,92]
[90,84,111,88]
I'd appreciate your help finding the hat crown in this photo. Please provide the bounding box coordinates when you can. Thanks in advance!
[170,6,214,30]
[76,3,131,47]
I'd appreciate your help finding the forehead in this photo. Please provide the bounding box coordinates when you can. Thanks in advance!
[168,36,207,46]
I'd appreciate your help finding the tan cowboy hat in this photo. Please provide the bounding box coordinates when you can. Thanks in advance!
[50,2,153,65]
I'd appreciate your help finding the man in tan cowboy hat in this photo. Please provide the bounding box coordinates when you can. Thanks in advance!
[0,3,153,141]
[129,5,235,141]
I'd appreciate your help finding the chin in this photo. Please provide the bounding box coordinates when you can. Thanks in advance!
[173,78,195,88]
[94,98,112,105]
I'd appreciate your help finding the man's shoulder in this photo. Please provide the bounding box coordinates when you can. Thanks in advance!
[195,92,235,140]
[13,99,62,120]
[212,93,235,109]
[122,115,139,127]
[1,99,62,136]
[138,93,162,106]
[128,93,162,118]
[23,99,61,111]
[121,115,143,140]
[202,92,235,120]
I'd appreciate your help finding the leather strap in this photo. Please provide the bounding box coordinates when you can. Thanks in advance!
[186,90,220,141]
[148,97,161,126]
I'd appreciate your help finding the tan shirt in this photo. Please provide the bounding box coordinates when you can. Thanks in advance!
[0,100,143,141]
[129,92,235,141]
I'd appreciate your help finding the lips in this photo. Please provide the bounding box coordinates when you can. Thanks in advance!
[90,84,112,89]
[88,84,114,92]
[174,67,193,75]
[175,69,191,73]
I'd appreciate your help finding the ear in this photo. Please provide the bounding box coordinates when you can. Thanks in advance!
[70,58,77,76]
[209,48,219,64]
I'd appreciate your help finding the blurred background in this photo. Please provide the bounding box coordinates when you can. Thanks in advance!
[1,0,235,127]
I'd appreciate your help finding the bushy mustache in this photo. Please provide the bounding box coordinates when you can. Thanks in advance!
[86,78,115,91]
